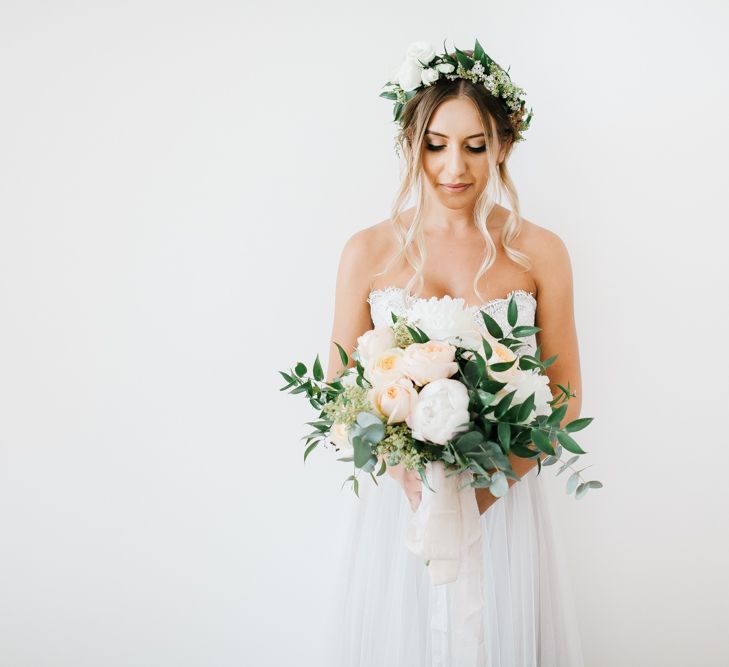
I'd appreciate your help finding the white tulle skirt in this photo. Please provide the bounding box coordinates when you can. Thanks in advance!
[326,466,584,667]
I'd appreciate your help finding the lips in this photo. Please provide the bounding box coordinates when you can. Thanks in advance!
[440,183,471,192]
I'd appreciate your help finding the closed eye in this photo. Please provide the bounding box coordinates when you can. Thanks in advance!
[425,143,486,153]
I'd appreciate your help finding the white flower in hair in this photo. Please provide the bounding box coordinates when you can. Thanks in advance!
[421,67,439,85]
[379,37,534,143]
[405,41,436,66]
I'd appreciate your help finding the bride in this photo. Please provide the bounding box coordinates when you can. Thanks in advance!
[324,40,585,666]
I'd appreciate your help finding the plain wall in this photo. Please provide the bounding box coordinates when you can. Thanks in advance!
[1,1,728,665]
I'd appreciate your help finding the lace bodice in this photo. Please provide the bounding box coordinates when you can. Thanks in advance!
[367,285,539,355]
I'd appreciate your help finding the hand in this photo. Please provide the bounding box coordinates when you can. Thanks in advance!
[386,461,423,512]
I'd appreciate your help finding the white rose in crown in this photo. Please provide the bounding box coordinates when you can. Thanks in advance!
[367,347,406,386]
[421,67,440,85]
[405,41,436,66]
[401,340,459,386]
[357,326,397,369]
[406,295,484,351]
[369,376,419,424]
[395,41,437,91]
[487,369,553,423]
[406,378,470,445]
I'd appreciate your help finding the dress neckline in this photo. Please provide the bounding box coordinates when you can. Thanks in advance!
[367,285,537,310]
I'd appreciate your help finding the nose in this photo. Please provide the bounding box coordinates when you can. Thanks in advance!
[445,145,467,177]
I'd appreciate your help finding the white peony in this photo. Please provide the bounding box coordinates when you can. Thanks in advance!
[406,295,484,351]
[488,370,553,423]
[436,62,455,74]
[406,378,470,445]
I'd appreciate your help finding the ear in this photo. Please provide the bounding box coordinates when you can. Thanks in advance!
[497,139,512,164]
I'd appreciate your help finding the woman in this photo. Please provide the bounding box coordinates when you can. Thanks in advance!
[324,40,584,666]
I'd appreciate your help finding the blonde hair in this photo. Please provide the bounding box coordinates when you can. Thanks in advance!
[373,51,532,302]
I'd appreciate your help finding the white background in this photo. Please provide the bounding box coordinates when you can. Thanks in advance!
[1,1,728,665]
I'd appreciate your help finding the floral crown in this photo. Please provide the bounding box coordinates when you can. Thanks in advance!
[379,38,534,143]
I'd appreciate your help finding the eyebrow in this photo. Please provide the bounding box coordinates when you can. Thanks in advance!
[425,130,485,139]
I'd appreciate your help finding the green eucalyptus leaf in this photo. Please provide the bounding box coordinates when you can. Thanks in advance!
[481,311,504,339]
[482,337,493,361]
[547,404,568,427]
[334,342,349,367]
[476,389,496,408]
[295,362,307,377]
[507,296,518,327]
[564,417,594,433]
[542,354,558,368]
[586,480,603,489]
[511,325,541,337]
[304,440,318,462]
[511,444,540,458]
[556,431,586,454]
[455,431,485,452]
[490,358,518,372]
[352,436,372,468]
[497,422,511,449]
[530,428,555,456]
[490,471,509,497]
[517,392,536,423]
[557,455,580,476]
[312,354,323,381]
[575,482,589,499]
[566,471,580,494]
[357,411,383,429]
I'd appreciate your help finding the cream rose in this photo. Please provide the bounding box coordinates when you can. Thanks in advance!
[486,341,522,384]
[406,378,470,445]
[367,347,406,386]
[401,340,458,387]
[356,327,396,369]
[370,377,419,424]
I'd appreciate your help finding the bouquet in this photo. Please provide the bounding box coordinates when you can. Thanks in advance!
[279,293,600,585]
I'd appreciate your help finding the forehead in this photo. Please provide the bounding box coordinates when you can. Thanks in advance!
[427,97,484,138]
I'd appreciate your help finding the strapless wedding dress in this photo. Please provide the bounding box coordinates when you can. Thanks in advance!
[325,286,584,667]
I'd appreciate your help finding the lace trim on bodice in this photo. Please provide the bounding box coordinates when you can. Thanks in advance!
[367,285,538,354]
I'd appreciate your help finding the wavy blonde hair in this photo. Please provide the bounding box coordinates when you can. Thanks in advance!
[373,49,532,302]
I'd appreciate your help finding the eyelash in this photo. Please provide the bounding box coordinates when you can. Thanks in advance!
[425,143,487,153]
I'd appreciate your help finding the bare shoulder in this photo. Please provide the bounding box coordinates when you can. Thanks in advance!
[517,217,573,292]
[339,216,399,289]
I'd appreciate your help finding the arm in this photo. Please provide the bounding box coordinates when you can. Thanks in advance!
[476,230,583,514]
[326,226,423,509]
[325,231,375,383]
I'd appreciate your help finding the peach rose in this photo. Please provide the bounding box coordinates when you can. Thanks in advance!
[487,341,522,384]
[401,340,458,387]
[367,347,406,387]
[356,326,397,369]
[370,377,419,424]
